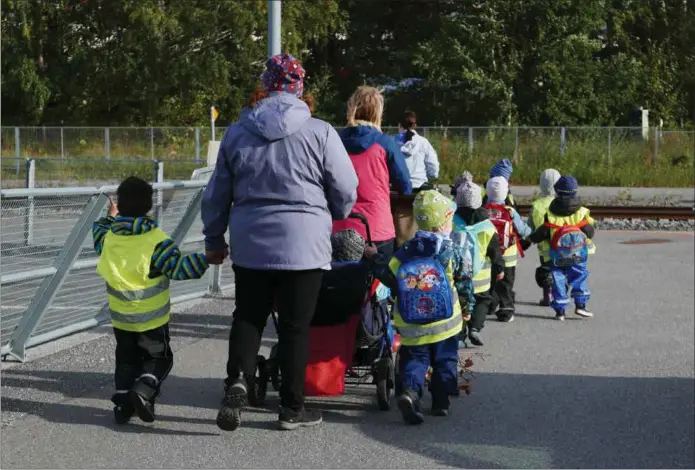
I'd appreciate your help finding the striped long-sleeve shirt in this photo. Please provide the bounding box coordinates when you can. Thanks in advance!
[93,216,209,280]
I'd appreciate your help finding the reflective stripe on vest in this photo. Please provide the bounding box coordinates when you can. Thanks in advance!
[110,301,171,325]
[106,280,170,302]
[546,207,596,255]
[473,224,496,293]
[397,313,463,340]
[531,196,554,262]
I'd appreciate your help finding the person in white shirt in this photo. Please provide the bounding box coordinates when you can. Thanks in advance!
[396,111,440,190]
[393,111,441,247]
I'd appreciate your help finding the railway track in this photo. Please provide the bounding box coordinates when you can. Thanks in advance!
[515,205,695,220]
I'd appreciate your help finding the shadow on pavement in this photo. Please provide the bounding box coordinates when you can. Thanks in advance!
[356,372,695,469]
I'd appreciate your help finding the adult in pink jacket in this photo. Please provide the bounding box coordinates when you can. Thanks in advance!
[333,86,412,258]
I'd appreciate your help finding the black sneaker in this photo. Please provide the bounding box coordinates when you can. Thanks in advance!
[468,328,484,347]
[217,378,248,431]
[497,314,515,323]
[111,394,134,424]
[397,390,424,425]
[555,311,566,321]
[432,407,450,417]
[278,407,322,431]
[128,390,155,423]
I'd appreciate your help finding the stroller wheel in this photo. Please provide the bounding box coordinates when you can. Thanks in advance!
[248,355,268,407]
[375,357,394,411]
[269,344,281,392]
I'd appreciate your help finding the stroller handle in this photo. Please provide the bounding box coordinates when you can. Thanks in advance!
[347,212,372,245]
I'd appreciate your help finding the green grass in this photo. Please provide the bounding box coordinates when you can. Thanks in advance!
[1,127,693,187]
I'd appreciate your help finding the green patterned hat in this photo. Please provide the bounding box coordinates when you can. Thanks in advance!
[413,190,456,230]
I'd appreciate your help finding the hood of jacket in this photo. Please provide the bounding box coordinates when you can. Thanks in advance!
[404,230,451,258]
[549,196,583,216]
[240,92,311,142]
[397,132,426,159]
[339,125,383,154]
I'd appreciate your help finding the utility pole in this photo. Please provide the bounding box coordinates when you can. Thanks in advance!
[268,0,281,57]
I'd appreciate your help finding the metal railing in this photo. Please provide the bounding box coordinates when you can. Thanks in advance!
[0,178,230,362]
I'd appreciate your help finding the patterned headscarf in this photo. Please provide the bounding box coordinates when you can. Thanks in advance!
[261,53,306,97]
[413,190,456,231]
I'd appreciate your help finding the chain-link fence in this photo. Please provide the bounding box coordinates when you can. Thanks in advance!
[0,180,231,362]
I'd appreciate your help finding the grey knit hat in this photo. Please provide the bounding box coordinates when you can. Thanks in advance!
[455,172,483,209]
[331,229,366,262]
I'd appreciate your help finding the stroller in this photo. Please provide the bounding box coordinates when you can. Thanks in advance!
[249,213,399,411]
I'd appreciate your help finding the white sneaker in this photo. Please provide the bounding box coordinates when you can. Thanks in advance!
[575,307,594,318]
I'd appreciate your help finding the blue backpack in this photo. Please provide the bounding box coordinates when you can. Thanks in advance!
[395,251,453,325]
[452,215,490,278]
[544,219,590,267]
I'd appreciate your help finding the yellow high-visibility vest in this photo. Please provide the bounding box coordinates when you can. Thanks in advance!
[531,196,554,263]
[472,223,497,293]
[96,228,171,332]
[546,207,597,256]
[389,257,462,346]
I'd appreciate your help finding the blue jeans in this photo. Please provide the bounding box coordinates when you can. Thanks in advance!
[399,336,459,409]
[550,263,590,312]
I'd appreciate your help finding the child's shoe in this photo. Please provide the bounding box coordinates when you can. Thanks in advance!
[111,393,134,425]
[432,406,450,417]
[128,390,155,422]
[468,328,484,346]
[575,305,594,318]
[554,309,566,321]
[397,390,424,425]
[217,377,248,431]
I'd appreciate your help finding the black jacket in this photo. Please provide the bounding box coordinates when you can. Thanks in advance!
[455,207,505,273]
[529,196,596,243]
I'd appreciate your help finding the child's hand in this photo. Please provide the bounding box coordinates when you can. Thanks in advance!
[496,272,505,280]
[107,196,118,217]
[519,238,532,251]
[206,244,229,265]
[363,243,378,259]
[462,312,471,322]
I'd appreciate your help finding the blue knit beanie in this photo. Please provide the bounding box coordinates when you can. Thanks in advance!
[554,175,579,196]
[490,159,513,180]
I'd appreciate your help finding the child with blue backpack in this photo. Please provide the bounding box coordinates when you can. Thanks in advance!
[374,190,475,425]
[528,176,596,320]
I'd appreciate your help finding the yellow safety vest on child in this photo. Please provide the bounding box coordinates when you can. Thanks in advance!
[96,228,172,332]
[545,207,597,255]
[531,196,554,263]
[472,224,497,294]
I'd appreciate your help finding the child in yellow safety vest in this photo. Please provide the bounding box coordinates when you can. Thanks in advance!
[527,169,561,306]
[484,177,532,323]
[373,190,474,425]
[528,176,596,320]
[93,176,215,425]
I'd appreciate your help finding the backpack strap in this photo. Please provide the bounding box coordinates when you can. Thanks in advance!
[544,218,589,230]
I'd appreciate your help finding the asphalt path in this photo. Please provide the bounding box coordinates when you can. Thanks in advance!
[1,231,693,468]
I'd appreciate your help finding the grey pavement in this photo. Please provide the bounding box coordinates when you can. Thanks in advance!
[1,231,694,468]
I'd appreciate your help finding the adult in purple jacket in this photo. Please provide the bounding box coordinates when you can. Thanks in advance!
[201,54,358,432]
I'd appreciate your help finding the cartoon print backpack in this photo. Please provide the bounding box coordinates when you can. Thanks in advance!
[544,218,590,267]
[395,253,453,325]
[484,202,515,250]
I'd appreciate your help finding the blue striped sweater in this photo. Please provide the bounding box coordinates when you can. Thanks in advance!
[93,216,209,280]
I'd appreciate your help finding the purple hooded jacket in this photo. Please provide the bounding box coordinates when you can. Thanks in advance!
[201,92,358,270]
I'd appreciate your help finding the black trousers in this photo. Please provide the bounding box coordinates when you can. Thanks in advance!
[114,324,173,401]
[227,265,323,411]
[470,291,491,331]
[490,266,516,319]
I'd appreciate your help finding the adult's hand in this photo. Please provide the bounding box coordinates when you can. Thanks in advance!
[206,245,229,265]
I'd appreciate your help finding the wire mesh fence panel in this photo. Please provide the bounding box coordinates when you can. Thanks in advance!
[152,127,199,160]
[32,158,156,186]
[107,127,155,159]
[660,131,695,162]
[1,127,18,157]
[0,157,27,186]
[13,127,64,158]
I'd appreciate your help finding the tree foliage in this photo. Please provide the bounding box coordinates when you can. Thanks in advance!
[2,0,692,127]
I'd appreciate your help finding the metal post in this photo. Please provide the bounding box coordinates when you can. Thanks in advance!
[60,127,65,159]
[150,127,155,160]
[268,0,281,57]
[104,128,110,160]
[15,127,20,174]
[154,160,164,222]
[195,127,201,163]
[7,193,110,362]
[24,159,36,246]
[607,128,612,164]
[513,126,520,162]
[468,127,473,154]
[560,127,566,156]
